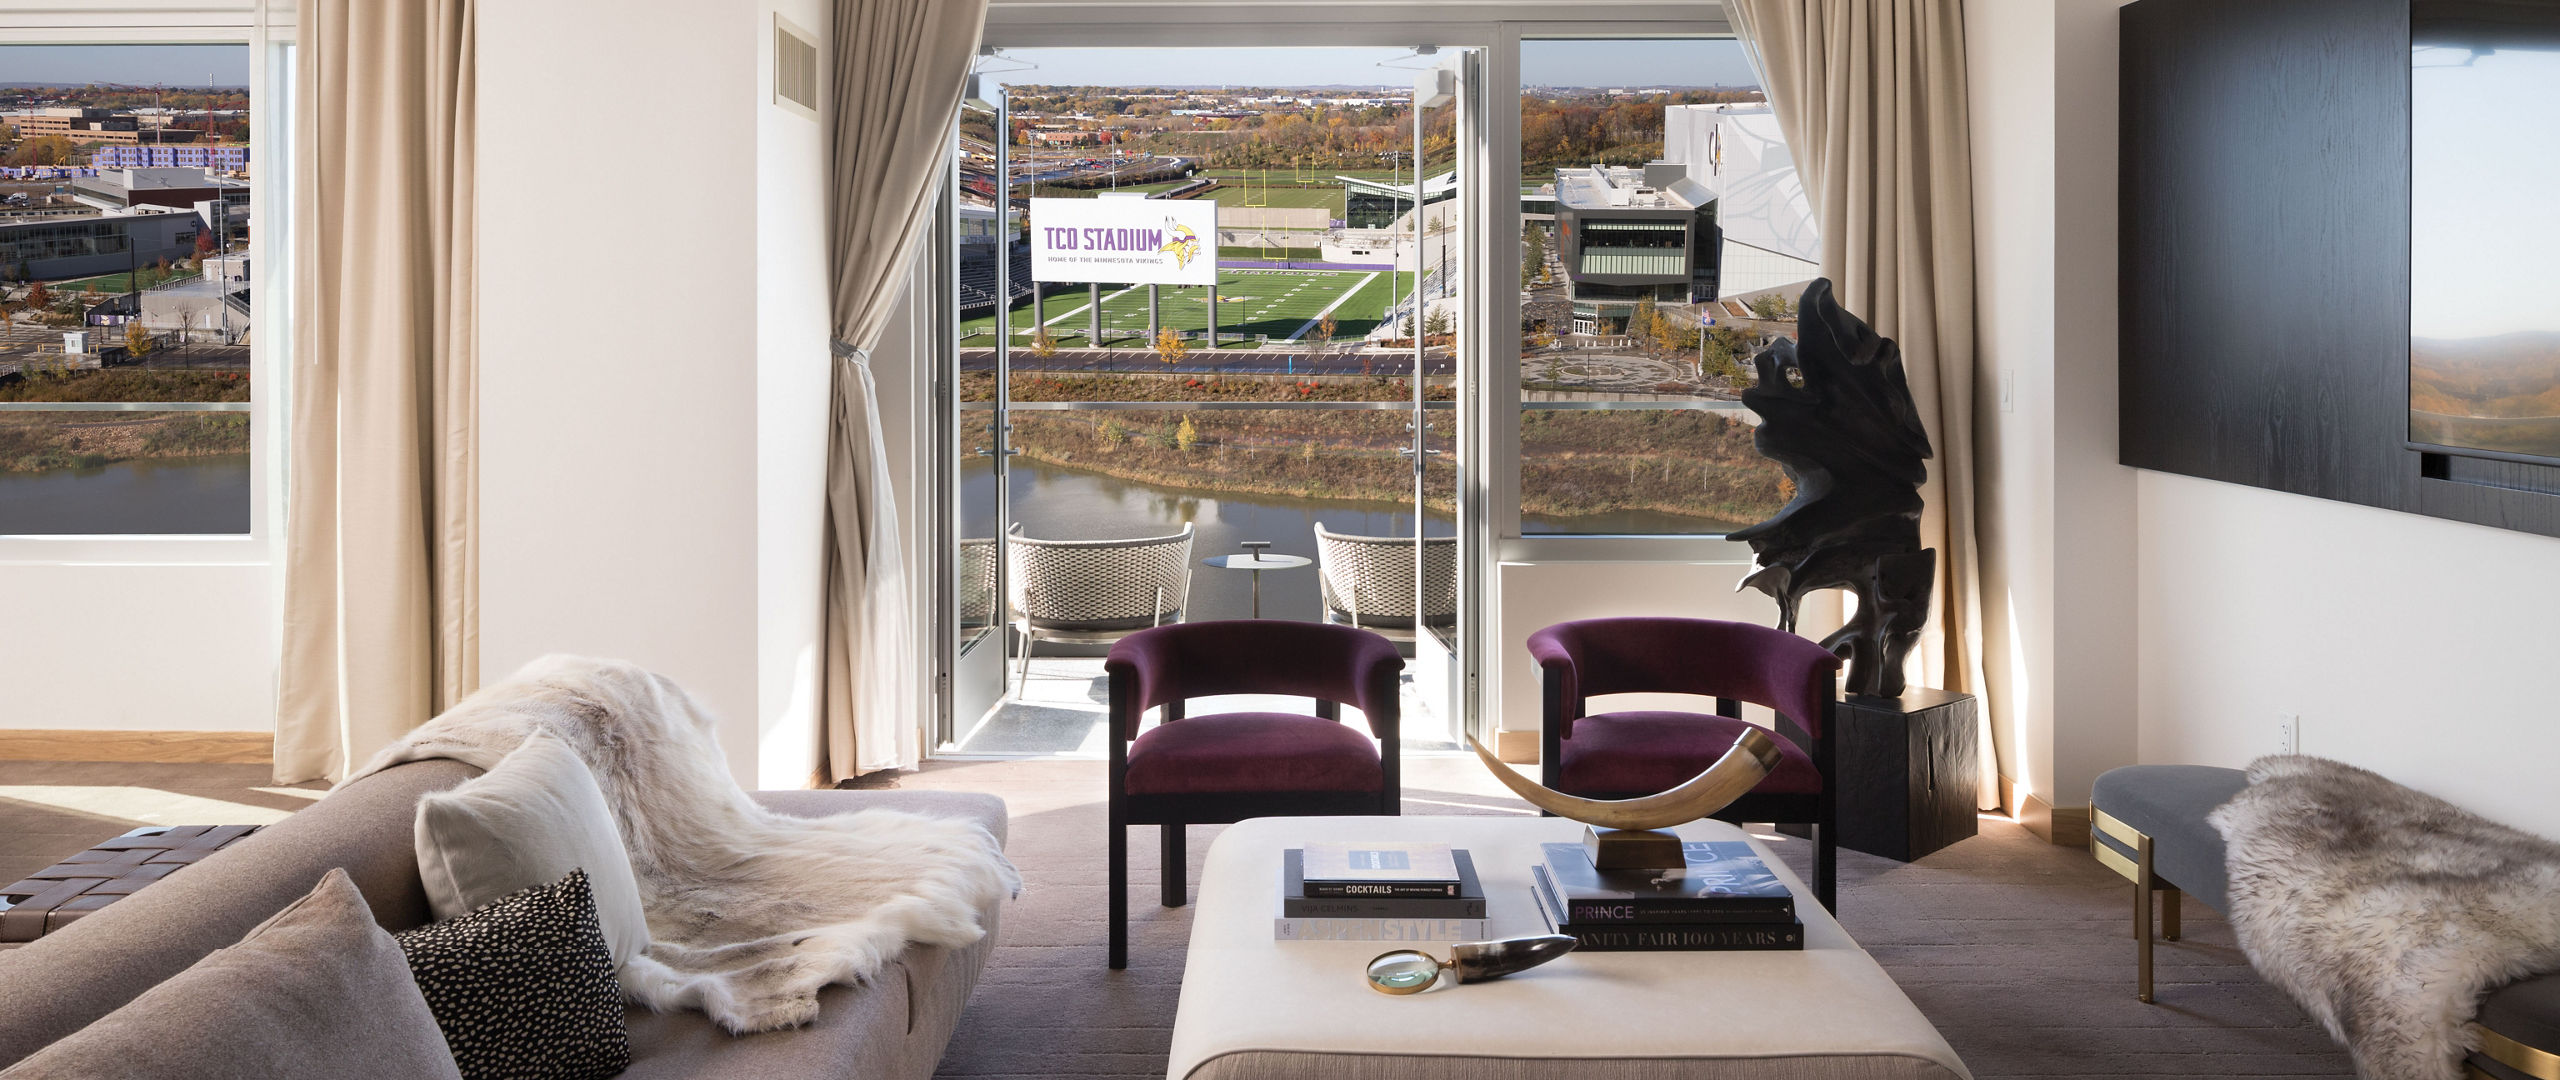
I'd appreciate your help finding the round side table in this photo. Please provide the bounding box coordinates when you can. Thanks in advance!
[1199,552,1311,618]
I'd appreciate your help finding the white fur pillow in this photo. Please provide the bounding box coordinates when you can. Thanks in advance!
[414,731,649,967]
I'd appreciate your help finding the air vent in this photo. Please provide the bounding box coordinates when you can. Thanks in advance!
[773,15,818,120]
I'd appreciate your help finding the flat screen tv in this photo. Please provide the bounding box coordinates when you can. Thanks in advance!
[2409,1,2560,465]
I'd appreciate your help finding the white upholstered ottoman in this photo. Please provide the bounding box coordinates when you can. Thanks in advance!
[1167,816,1970,1080]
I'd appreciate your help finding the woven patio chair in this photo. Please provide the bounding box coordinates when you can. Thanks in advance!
[1005,523,1195,694]
[1310,523,1456,638]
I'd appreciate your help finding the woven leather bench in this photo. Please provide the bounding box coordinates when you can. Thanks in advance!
[2090,765,2559,1080]
[0,826,261,943]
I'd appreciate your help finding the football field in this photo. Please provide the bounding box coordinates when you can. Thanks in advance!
[959,267,1407,348]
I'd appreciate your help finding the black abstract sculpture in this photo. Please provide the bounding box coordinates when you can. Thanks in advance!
[1729,278,1937,699]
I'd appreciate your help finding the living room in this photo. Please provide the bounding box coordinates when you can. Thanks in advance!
[2,1,2556,1079]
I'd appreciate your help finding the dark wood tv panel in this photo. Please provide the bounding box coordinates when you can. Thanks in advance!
[2120,0,2560,538]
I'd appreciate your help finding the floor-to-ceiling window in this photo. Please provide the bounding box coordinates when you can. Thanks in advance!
[939,44,1476,754]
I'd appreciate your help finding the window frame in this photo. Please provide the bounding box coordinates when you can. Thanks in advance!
[0,8,290,566]
[974,9,1755,569]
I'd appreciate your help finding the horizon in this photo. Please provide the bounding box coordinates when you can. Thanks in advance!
[0,44,249,88]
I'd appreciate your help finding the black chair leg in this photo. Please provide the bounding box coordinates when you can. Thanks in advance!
[1814,822,1838,914]
[1109,820,1129,969]
[1161,823,1187,907]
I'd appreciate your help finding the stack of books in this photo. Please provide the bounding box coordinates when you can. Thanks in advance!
[1273,841,1486,941]
[1530,840,1804,951]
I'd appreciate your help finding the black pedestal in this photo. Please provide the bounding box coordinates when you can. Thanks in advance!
[1786,687,1980,862]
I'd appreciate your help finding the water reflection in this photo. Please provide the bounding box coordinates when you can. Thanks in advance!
[0,456,251,535]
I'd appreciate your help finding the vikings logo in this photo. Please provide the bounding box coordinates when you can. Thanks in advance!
[1158,222,1201,270]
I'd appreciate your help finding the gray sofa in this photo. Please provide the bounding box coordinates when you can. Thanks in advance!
[0,759,1009,1079]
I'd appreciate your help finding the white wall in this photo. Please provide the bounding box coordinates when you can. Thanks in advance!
[1965,0,2138,821]
[0,563,275,731]
[2138,472,2560,838]
[754,0,835,789]
[479,0,833,786]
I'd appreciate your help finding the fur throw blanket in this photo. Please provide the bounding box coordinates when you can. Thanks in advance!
[353,655,1021,1034]
[2210,755,2560,1080]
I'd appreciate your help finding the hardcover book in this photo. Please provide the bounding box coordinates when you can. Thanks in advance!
[1537,841,1795,921]
[1273,887,1483,941]
[1283,849,1485,919]
[1301,841,1463,898]
[1532,868,1803,952]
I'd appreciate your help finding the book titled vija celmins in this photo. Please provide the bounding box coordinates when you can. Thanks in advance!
[1298,841,1464,899]
[1532,841,1802,952]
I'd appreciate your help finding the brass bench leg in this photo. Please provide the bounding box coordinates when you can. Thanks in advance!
[2136,833,2154,1004]
[2161,887,2181,942]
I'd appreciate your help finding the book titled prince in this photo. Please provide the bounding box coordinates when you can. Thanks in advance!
[1299,841,1463,898]
[1537,841,1795,922]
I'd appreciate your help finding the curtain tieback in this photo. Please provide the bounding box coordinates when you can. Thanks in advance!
[830,340,872,366]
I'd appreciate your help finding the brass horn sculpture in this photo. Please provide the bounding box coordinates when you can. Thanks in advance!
[1467,727,1782,870]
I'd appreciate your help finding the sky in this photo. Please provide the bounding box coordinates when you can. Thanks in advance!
[2409,42,2560,339]
[0,44,250,88]
[990,40,1757,91]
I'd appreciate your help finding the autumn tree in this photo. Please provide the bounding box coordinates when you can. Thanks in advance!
[125,319,153,357]
[1028,322,1058,374]
[1315,312,1336,345]
[4,135,74,167]
[25,281,52,310]
[1176,415,1199,452]
[1651,309,1696,358]
[1627,295,1658,348]
[195,229,218,258]
[1152,325,1188,366]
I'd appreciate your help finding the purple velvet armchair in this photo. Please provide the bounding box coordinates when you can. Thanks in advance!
[1104,619,1403,969]
[1530,616,1844,911]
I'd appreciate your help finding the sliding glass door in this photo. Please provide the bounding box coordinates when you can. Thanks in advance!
[935,46,1480,753]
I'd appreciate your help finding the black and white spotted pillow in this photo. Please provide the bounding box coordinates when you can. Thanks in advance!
[393,868,632,1080]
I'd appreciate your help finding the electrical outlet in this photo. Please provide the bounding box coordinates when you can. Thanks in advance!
[2277,714,2299,756]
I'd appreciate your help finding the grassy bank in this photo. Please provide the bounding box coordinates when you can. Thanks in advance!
[0,368,252,404]
[966,372,1788,526]
[0,413,250,473]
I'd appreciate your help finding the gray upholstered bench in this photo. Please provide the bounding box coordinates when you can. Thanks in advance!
[2090,764,2560,1080]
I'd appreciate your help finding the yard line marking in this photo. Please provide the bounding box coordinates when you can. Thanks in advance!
[1020,284,1144,334]
[1283,271,1380,342]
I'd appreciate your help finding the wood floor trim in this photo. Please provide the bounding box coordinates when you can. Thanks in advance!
[0,730,272,765]
[2020,792,2094,847]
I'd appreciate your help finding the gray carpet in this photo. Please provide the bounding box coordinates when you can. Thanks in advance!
[0,757,2353,1076]
[892,756,2354,1079]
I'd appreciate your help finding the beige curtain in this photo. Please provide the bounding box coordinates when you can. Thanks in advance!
[1725,0,1998,809]
[276,0,479,784]
[818,0,989,783]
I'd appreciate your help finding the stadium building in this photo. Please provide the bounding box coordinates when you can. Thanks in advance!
[1663,102,1820,299]
[1339,169,1456,230]
[1551,161,1715,336]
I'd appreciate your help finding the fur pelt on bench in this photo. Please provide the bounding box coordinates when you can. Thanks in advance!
[2210,756,2560,1080]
